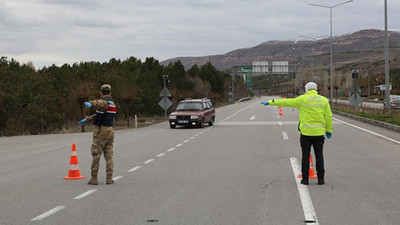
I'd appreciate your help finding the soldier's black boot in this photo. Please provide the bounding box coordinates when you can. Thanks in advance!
[88,174,98,185]
[301,178,309,185]
[106,174,114,184]
[318,178,325,185]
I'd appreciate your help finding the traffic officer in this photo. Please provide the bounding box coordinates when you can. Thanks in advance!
[261,82,332,185]
[78,84,117,185]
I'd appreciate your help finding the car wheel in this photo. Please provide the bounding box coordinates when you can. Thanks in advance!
[170,124,176,129]
[198,118,204,128]
[208,117,214,126]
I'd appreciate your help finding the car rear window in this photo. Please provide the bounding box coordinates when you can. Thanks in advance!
[177,102,203,111]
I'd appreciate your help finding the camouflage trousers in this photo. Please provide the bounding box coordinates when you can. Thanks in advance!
[90,136,114,176]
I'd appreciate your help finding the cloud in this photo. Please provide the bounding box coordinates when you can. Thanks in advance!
[1,0,399,68]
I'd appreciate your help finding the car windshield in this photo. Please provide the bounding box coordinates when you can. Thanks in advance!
[176,102,203,111]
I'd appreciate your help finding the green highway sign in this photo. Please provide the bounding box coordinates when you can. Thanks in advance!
[245,75,252,89]
[240,67,253,73]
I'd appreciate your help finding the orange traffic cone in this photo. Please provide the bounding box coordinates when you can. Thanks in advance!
[64,143,84,180]
[298,155,318,179]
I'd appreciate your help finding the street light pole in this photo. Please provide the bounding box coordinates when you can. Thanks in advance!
[384,0,391,113]
[310,0,353,102]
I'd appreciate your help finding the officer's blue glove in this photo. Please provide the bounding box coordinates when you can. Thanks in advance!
[78,118,87,126]
[261,101,270,105]
[325,131,332,139]
[84,102,91,108]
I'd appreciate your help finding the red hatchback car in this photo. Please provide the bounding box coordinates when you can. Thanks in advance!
[169,98,215,128]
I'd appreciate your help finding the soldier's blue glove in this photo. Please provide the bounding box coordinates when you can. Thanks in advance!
[261,101,269,105]
[325,131,332,139]
[84,102,91,108]
[78,118,87,126]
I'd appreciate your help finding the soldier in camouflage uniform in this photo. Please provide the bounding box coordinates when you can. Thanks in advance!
[78,84,117,185]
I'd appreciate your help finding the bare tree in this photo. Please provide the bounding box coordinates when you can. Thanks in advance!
[72,80,95,132]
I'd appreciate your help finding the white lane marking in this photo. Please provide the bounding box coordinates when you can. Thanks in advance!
[183,139,189,143]
[250,116,256,120]
[144,159,154,164]
[31,205,66,221]
[219,121,341,126]
[217,101,255,124]
[290,157,319,225]
[334,117,400,145]
[167,148,175,152]
[74,189,97,200]
[282,132,289,140]
[189,137,195,140]
[128,166,142,172]
[157,153,165,157]
[176,143,183,147]
[113,175,123,181]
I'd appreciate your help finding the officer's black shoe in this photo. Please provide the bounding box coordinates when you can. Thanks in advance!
[300,178,309,185]
[318,178,325,185]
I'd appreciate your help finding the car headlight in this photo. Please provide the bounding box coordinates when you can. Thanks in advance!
[190,116,199,119]
[169,115,176,119]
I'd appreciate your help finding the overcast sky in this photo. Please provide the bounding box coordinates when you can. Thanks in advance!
[1,0,399,69]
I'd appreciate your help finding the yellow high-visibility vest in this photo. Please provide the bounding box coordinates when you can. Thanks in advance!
[269,90,332,136]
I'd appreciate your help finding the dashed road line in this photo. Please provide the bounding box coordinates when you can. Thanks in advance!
[31,205,66,222]
[128,166,142,172]
[74,189,97,200]
[113,176,123,181]
[217,101,254,124]
[30,123,214,223]
[282,132,289,140]
[144,159,155,164]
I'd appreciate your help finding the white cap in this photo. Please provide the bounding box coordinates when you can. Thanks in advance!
[305,82,317,92]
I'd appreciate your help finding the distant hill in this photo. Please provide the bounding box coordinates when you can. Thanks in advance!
[161,29,400,72]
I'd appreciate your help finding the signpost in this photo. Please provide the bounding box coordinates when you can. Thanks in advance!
[158,75,172,120]
[228,90,233,103]
[240,67,253,89]
[240,67,253,73]
[349,69,362,113]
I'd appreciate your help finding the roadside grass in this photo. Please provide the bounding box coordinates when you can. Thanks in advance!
[331,102,400,126]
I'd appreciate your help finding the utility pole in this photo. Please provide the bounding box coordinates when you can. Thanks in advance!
[158,75,172,120]
[384,0,391,113]
[310,0,353,102]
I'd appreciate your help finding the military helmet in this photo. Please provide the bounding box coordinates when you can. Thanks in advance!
[101,84,111,91]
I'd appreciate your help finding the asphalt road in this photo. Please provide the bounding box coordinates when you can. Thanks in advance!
[1,97,400,225]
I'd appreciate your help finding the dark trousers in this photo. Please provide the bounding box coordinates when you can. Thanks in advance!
[300,135,325,180]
